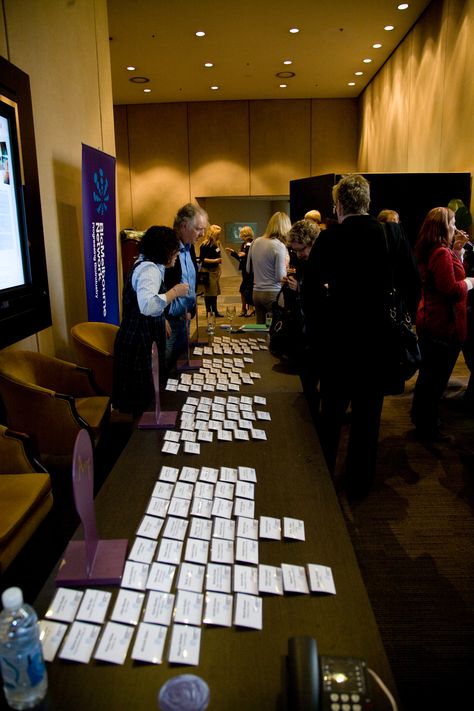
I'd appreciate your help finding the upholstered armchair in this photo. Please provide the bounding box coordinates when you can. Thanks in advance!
[0,425,53,574]
[71,322,119,397]
[0,350,110,468]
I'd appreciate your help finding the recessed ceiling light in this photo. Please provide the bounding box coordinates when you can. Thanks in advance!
[210,85,219,90]
[143,88,151,93]
[348,82,356,86]
[276,71,295,79]
[384,25,395,31]
[283,60,293,65]
[289,27,300,34]
[372,43,382,49]
[196,30,205,37]
[363,58,372,63]
[398,3,409,9]
[130,76,150,83]
[354,71,363,76]
[126,66,136,71]
[280,84,287,88]
[204,62,213,68]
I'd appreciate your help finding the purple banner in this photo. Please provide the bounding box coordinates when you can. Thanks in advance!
[81,144,119,324]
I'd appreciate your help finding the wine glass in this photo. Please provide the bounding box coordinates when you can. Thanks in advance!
[226,305,236,333]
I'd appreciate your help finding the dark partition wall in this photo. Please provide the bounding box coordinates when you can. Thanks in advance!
[290,173,471,244]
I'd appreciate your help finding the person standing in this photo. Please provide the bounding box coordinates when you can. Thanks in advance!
[226,225,255,317]
[113,226,188,415]
[247,212,290,324]
[199,224,224,317]
[411,207,474,439]
[305,174,420,498]
[165,203,208,370]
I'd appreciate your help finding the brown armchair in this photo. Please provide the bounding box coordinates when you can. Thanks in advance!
[0,425,53,574]
[71,322,119,396]
[0,350,110,468]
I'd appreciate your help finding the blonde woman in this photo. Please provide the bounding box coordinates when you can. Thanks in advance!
[247,212,290,323]
[226,225,255,316]
[199,224,224,316]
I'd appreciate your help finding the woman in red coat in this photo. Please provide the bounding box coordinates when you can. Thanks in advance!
[411,207,474,440]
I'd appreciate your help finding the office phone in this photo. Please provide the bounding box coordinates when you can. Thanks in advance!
[288,636,372,710]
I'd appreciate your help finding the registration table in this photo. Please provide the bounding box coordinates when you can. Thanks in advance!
[34,335,397,710]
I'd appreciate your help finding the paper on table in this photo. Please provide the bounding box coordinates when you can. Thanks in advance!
[129,537,157,564]
[168,624,202,665]
[45,587,83,623]
[259,516,282,540]
[39,620,67,662]
[110,589,145,626]
[131,622,167,664]
[121,561,150,591]
[156,538,183,565]
[233,564,259,595]
[258,565,284,595]
[76,589,112,624]
[236,517,259,540]
[146,562,176,593]
[202,592,233,627]
[283,517,306,541]
[59,621,101,663]
[281,563,309,594]
[177,562,206,593]
[136,515,164,540]
[94,621,134,665]
[306,564,336,595]
[205,563,232,593]
[143,591,175,626]
[189,517,213,541]
[233,593,263,630]
[184,538,210,565]
[173,590,204,626]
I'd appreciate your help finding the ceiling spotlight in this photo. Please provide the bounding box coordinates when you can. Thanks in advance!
[348,82,356,86]
[280,84,287,88]
[354,71,363,76]
[210,85,219,90]
[283,60,293,65]
[143,88,151,93]
[363,58,372,63]
[130,76,150,83]
[195,30,205,37]
[126,66,136,71]
[398,3,409,9]
[276,71,295,79]
[204,62,213,68]
[372,43,382,49]
[289,27,300,34]
[384,25,395,31]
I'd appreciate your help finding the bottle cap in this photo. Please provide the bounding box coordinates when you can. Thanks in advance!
[158,674,210,711]
[2,587,23,610]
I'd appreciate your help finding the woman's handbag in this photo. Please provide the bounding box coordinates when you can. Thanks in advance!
[269,287,305,362]
[381,224,421,395]
[197,269,210,286]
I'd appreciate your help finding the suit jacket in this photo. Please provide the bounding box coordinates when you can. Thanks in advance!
[302,215,421,379]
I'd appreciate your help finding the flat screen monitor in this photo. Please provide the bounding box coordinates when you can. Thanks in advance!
[0,57,51,348]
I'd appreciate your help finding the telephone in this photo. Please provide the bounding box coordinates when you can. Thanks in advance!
[288,636,372,710]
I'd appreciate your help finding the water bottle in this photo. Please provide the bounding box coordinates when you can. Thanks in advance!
[0,587,48,710]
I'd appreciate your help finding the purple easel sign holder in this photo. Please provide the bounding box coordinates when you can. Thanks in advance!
[56,430,128,586]
[139,341,178,429]
[191,298,207,347]
[177,311,202,372]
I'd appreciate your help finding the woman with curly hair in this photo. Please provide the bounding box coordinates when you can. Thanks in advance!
[411,207,474,440]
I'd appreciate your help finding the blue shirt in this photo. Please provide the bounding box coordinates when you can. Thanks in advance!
[168,243,196,317]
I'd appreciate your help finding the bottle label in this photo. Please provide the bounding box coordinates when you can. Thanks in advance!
[1,646,46,689]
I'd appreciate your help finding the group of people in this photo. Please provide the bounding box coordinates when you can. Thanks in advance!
[112,177,474,501]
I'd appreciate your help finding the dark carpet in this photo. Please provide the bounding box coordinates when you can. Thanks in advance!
[337,355,474,711]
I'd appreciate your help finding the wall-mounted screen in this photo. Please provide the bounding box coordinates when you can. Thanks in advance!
[0,57,51,348]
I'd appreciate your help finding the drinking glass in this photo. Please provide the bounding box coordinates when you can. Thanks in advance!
[226,306,236,333]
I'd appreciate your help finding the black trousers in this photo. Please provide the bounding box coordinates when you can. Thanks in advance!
[411,334,461,433]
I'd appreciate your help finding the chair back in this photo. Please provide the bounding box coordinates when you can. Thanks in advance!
[71,322,118,396]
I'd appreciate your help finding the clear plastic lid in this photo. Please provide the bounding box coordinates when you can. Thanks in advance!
[2,587,24,610]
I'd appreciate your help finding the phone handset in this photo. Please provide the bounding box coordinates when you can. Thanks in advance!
[288,636,371,711]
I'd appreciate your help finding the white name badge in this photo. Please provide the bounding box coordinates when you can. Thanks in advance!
[233,593,263,630]
[45,587,83,623]
[281,563,309,594]
[202,592,233,627]
[110,589,145,626]
[307,564,336,595]
[283,517,306,541]
[143,591,175,626]
[168,624,202,665]
[94,621,134,665]
[39,620,67,662]
[59,621,101,663]
[173,590,204,626]
[131,622,167,664]
[258,565,284,595]
[76,589,112,624]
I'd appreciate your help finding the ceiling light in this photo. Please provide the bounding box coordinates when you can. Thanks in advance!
[210,85,219,90]
[398,3,409,9]
[276,71,295,79]
[126,66,136,71]
[354,71,363,76]
[372,43,382,49]
[289,27,300,34]
[384,25,395,31]
[283,60,293,65]
[195,31,205,37]
[130,76,150,83]
[363,58,372,63]
[348,82,356,86]
[204,62,213,68]
[143,88,151,93]
[280,84,287,88]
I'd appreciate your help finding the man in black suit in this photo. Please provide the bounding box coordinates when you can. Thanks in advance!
[164,203,208,370]
[303,174,420,498]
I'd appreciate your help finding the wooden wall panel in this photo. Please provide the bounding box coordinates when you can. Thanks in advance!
[188,101,250,197]
[249,100,311,195]
[126,103,190,228]
[311,99,358,176]
[114,106,133,229]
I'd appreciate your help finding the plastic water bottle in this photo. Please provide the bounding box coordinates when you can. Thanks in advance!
[0,587,48,710]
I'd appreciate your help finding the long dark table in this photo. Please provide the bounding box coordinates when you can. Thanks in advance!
[34,338,397,710]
